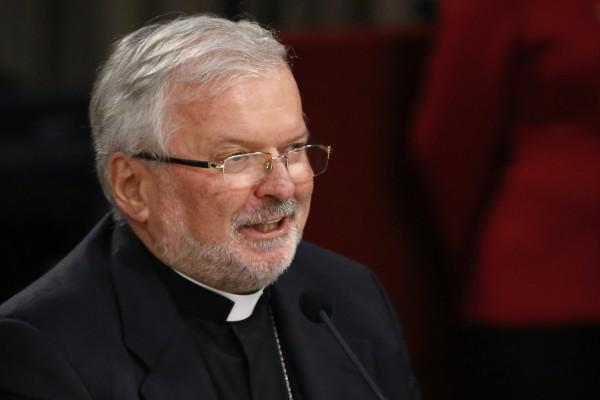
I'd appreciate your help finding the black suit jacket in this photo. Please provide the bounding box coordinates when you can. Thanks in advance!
[0,216,419,399]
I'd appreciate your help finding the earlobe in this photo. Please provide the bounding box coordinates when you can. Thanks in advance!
[109,153,150,223]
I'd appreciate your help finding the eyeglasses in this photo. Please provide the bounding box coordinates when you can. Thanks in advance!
[134,144,332,189]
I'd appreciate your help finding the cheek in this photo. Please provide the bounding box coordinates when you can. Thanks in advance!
[296,179,314,201]
[295,180,314,217]
[169,175,222,228]
[177,175,254,231]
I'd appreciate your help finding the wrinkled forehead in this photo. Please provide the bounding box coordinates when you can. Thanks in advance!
[163,66,305,152]
[165,60,292,104]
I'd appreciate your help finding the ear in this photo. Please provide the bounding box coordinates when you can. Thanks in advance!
[108,152,150,223]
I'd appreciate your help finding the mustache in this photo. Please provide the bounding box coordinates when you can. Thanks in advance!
[232,198,299,228]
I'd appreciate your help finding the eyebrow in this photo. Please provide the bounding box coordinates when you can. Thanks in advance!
[290,130,311,143]
[213,130,311,148]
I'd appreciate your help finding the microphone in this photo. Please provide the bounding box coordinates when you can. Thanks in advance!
[299,290,388,400]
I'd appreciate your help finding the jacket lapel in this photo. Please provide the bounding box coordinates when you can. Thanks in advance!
[138,333,217,400]
[109,224,218,400]
[271,260,375,400]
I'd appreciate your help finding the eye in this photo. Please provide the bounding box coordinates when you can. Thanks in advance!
[288,142,308,152]
[217,150,249,162]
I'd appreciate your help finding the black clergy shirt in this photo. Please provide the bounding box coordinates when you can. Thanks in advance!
[153,258,295,400]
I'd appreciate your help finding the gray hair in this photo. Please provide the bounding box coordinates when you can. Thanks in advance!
[89,14,288,210]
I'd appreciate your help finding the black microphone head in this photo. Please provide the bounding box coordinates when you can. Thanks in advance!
[299,290,334,323]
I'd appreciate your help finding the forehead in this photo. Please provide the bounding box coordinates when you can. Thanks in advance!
[166,67,306,153]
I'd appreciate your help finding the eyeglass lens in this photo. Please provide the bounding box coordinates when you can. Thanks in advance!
[222,146,329,188]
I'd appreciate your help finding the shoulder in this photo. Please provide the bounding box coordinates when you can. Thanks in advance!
[286,241,389,318]
[0,317,93,399]
[293,241,373,278]
[280,242,420,396]
[0,217,120,398]
[290,241,385,298]
[0,216,117,339]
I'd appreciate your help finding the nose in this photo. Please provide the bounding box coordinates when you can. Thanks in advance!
[255,157,295,200]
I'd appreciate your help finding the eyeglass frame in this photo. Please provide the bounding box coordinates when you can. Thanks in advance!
[133,143,332,179]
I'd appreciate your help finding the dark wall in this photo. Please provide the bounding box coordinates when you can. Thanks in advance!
[1,91,108,301]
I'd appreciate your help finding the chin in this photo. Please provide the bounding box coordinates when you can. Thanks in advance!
[233,228,300,284]
[238,233,299,272]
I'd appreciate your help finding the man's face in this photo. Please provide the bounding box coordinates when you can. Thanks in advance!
[145,67,313,293]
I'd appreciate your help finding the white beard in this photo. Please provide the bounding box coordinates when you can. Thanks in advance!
[154,195,302,293]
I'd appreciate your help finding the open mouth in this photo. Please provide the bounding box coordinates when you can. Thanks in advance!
[237,215,291,239]
[234,199,299,239]
[249,217,284,233]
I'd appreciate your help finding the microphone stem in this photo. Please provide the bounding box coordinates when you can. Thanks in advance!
[319,310,388,400]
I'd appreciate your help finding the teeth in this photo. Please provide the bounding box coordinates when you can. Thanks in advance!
[252,218,282,233]
[255,222,278,232]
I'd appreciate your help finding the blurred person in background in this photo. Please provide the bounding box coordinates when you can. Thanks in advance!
[411,0,600,398]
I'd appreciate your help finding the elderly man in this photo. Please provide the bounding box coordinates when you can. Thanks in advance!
[0,15,418,400]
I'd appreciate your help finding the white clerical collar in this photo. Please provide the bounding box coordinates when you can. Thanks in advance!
[172,269,264,322]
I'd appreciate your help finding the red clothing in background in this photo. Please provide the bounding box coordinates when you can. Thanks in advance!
[412,0,600,325]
